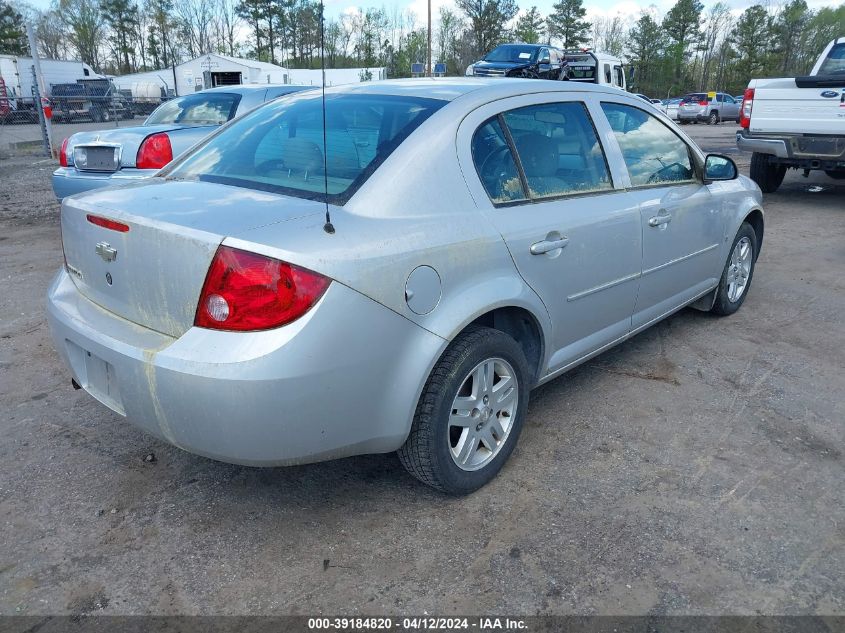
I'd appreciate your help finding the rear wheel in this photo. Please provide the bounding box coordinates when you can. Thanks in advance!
[711,223,757,316]
[398,326,530,495]
[750,152,786,193]
[708,111,720,125]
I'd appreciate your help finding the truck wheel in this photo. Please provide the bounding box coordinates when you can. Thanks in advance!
[750,152,786,193]
[711,223,758,316]
[824,170,845,180]
[708,111,719,125]
[398,326,530,495]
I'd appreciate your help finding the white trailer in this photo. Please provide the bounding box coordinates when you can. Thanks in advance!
[0,55,98,98]
[0,55,99,120]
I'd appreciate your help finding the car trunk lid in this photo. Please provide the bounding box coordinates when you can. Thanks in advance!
[68,123,216,170]
[60,179,325,338]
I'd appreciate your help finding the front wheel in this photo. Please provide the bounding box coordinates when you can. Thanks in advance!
[711,222,758,316]
[398,326,530,495]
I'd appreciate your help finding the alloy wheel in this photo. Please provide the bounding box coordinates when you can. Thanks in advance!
[727,236,753,302]
[448,357,518,471]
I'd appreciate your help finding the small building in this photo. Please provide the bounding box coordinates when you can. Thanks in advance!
[113,54,387,97]
[287,67,387,86]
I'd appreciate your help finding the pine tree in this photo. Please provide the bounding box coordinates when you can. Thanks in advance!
[627,12,664,94]
[514,7,544,44]
[731,5,770,81]
[0,1,28,55]
[547,0,590,50]
[100,0,139,73]
[662,0,703,84]
[454,0,518,59]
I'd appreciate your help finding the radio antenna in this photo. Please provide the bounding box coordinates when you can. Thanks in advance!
[319,1,335,234]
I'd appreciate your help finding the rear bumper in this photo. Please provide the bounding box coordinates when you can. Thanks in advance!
[46,269,445,466]
[678,108,707,121]
[52,167,159,201]
[736,132,790,157]
[736,131,845,168]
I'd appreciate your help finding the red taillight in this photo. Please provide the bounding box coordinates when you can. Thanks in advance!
[740,87,754,129]
[59,137,69,167]
[195,246,331,332]
[136,132,173,169]
[86,214,130,232]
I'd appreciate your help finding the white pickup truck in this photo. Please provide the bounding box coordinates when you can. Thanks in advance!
[736,37,845,192]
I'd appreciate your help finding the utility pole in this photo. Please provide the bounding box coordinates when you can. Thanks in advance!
[427,0,432,77]
[25,22,53,157]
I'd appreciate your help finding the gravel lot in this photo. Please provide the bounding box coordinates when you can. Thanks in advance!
[0,123,843,618]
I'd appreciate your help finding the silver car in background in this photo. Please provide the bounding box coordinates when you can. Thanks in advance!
[678,92,741,125]
[51,84,310,201]
[47,79,764,494]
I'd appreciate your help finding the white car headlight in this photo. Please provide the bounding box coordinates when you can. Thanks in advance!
[465,65,474,76]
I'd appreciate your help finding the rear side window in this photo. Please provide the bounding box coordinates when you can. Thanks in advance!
[818,43,845,74]
[683,93,707,103]
[472,102,612,204]
[166,93,444,204]
[146,93,241,126]
[471,118,526,203]
[601,102,696,187]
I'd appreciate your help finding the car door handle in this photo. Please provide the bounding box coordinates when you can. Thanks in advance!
[648,211,672,227]
[530,236,569,255]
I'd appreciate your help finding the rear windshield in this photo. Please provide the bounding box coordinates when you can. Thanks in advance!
[164,93,445,205]
[682,93,708,102]
[145,93,241,126]
[818,43,845,75]
[485,45,539,63]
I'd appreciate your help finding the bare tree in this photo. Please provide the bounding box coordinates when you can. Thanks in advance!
[59,0,105,68]
[36,6,70,59]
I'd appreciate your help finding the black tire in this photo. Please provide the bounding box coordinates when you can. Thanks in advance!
[750,152,786,193]
[708,111,719,125]
[711,222,758,316]
[398,326,531,495]
[824,170,845,180]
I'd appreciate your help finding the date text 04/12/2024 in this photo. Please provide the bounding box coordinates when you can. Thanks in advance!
[307,617,528,630]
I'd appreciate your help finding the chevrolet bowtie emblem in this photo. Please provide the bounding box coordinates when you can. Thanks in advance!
[96,241,117,262]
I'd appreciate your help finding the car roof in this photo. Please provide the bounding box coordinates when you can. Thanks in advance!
[321,78,641,104]
[199,84,304,95]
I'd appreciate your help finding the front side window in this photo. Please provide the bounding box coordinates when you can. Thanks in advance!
[165,93,444,204]
[614,65,624,87]
[601,102,696,187]
[146,93,241,126]
[471,102,612,204]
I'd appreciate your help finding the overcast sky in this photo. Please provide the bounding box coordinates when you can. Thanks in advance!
[23,0,837,30]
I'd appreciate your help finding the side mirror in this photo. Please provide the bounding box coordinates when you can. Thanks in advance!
[704,154,738,182]
[540,54,550,64]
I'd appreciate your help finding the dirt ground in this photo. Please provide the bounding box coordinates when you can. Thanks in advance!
[0,123,843,618]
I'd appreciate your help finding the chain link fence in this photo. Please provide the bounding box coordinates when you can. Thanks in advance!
[1,94,170,159]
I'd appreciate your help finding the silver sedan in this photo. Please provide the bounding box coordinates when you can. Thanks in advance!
[51,84,310,201]
[47,79,764,494]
